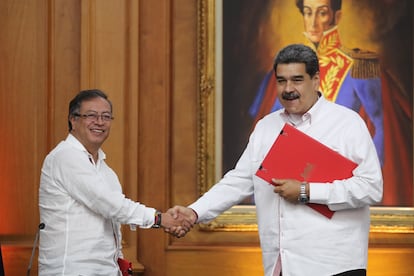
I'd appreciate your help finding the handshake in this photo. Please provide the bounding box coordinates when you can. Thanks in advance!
[158,206,198,238]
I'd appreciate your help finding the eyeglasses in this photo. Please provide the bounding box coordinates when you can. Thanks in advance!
[73,112,114,122]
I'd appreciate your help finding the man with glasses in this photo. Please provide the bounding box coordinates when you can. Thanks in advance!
[38,89,190,275]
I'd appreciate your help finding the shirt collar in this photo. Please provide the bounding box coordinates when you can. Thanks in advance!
[280,92,325,126]
[66,133,106,161]
[303,26,342,58]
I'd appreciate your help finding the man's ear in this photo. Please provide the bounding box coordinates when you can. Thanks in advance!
[69,116,77,131]
[334,10,342,25]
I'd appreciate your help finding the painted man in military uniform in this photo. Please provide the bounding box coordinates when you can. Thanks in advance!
[250,0,384,166]
[249,0,414,206]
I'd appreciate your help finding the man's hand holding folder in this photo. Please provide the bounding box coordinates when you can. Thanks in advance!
[255,123,358,219]
[272,178,308,204]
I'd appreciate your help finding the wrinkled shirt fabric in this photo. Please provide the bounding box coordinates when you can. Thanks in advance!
[39,134,155,275]
[190,96,383,276]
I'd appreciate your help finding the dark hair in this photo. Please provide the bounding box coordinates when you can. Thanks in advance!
[273,44,319,78]
[295,0,342,14]
[68,89,112,131]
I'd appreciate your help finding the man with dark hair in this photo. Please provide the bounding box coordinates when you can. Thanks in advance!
[250,0,384,166]
[250,0,413,206]
[38,89,190,275]
[169,44,383,276]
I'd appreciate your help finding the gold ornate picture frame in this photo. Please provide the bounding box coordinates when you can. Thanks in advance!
[197,0,414,243]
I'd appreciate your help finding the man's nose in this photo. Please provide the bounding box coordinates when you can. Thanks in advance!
[285,80,295,92]
[311,14,318,27]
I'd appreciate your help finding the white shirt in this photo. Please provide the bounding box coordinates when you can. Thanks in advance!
[189,96,383,276]
[38,134,156,276]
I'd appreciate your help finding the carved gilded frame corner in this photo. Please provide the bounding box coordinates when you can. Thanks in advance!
[197,0,216,197]
[196,0,414,243]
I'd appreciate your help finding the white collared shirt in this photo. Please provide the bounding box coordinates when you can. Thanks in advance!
[39,134,155,275]
[189,96,383,276]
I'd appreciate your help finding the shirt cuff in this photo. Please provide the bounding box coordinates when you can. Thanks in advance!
[138,207,157,229]
[309,183,330,204]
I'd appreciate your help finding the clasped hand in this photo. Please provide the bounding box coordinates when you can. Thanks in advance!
[160,179,302,238]
[160,206,197,238]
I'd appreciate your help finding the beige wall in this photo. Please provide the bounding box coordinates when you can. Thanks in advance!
[0,1,413,275]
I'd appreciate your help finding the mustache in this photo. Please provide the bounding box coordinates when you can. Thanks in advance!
[281,91,300,100]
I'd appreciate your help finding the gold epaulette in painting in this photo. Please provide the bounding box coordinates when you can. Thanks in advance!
[345,47,380,79]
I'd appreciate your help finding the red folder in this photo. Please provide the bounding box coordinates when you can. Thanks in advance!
[255,123,357,218]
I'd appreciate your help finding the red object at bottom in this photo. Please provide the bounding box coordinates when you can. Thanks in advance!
[118,258,133,276]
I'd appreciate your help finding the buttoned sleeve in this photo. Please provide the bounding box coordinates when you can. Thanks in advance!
[189,136,257,222]
[309,109,383,210]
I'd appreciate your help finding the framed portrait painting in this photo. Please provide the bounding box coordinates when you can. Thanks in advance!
[196,0,414,240]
